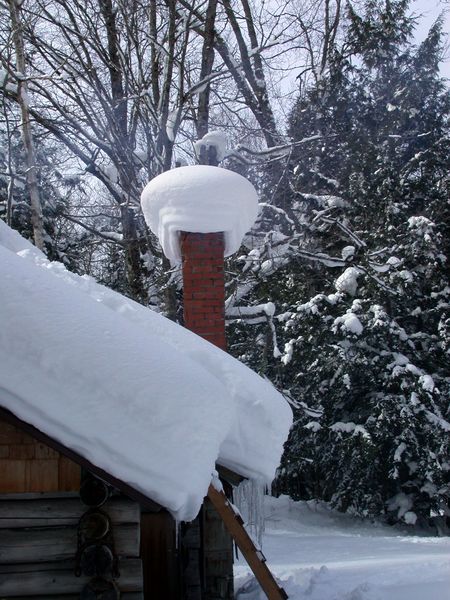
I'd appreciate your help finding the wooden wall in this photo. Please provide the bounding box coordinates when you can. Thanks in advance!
[0,419,80,493]
[140,511,180,600]
[0,493,144,598]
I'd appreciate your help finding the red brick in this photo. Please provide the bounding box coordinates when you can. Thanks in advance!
[181,231,226,351]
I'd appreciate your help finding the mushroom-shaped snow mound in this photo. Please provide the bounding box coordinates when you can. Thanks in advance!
[141,165,259,263]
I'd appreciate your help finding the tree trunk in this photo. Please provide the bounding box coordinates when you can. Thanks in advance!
[120,205,147,304]
[8,0,45,251]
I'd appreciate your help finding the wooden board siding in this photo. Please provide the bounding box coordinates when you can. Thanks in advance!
[0,419,80,493]
[0,493,144,599]
[0,560,144,596]
[0,493,140,529]
[0,523,140,563]
[140,511,179,600]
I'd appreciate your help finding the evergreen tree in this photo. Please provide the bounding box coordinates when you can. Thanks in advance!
[274,0,450,529]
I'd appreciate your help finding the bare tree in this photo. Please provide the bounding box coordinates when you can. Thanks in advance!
[0,0,344,310]
[7,0,45,250]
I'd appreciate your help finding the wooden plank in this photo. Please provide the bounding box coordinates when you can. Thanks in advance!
[25,459,59,492]
[0,460,26,492]
[140,511,179,600]
[0,425,35,445]
[0,459,60,493]
[0,492,79,500]
[0,496,140,528]
[0,420,17,434]
[35,443,59,459]
[207,485,288,600]
[8,444,36,459]
[58,456,80,491]
[0,523,140,563]
[0,558,143,595]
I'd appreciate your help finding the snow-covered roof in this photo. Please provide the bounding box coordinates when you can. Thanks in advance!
[0,221,291,521]
[141,165,259,263]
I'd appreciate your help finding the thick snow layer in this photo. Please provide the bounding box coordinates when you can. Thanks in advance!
[0,221,291,521]
[235,495,450,600]
[333,312,364,336]
[141,166,259,263]
[335,266,360,296]
[341,245,355,261]
[194,131,229,162]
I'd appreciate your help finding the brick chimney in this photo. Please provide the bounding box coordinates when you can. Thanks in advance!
[180,230,232,600]
[180,231,226,350]
[140,151,258,600]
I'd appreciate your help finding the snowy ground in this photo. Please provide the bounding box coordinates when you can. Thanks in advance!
[234,495,450,600]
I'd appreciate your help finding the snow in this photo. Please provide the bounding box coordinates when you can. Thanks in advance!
[399,269,414,282]
[281,339,295,366]
[226,302,275,320]
[235,495,450,600]
[166,108,179,142]
[386,493,414,520]
[408,216,434,229]
[330,422,370,439]
[305,421,321,432]
[419,374,435,392]
[394,442,407,462]
[342,245,355,261]
[387,256,402,267]
[335,267,361,296]
[404,511,418,526]
[0,68,18,93]
[194,130,229,162]
[333,312,364,336]
[300,193,346,208]
[141,165,259,263]
[0,221,292,522]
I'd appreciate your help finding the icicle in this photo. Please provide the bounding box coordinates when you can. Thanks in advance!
[235,479,266,548]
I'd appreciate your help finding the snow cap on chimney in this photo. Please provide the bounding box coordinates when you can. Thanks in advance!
[140,165,259,263]
[194,130,228,162]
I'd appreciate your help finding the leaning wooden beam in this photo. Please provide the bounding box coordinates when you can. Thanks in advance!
[207,484,288,600]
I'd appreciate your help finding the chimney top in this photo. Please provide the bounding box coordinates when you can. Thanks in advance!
[141,165,258,264]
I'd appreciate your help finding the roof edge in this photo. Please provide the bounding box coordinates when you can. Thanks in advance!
[0,402,163,513]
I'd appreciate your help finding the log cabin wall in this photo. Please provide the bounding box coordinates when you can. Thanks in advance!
[0,418,80,493]
[0,492,144,598]
[0,418,177,600]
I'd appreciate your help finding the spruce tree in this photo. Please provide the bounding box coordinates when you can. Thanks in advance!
[275,0,450,529]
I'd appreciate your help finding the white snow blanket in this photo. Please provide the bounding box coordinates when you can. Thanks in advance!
[141,165,259,263]
[0,221,291,521]
[235,495,450,600]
